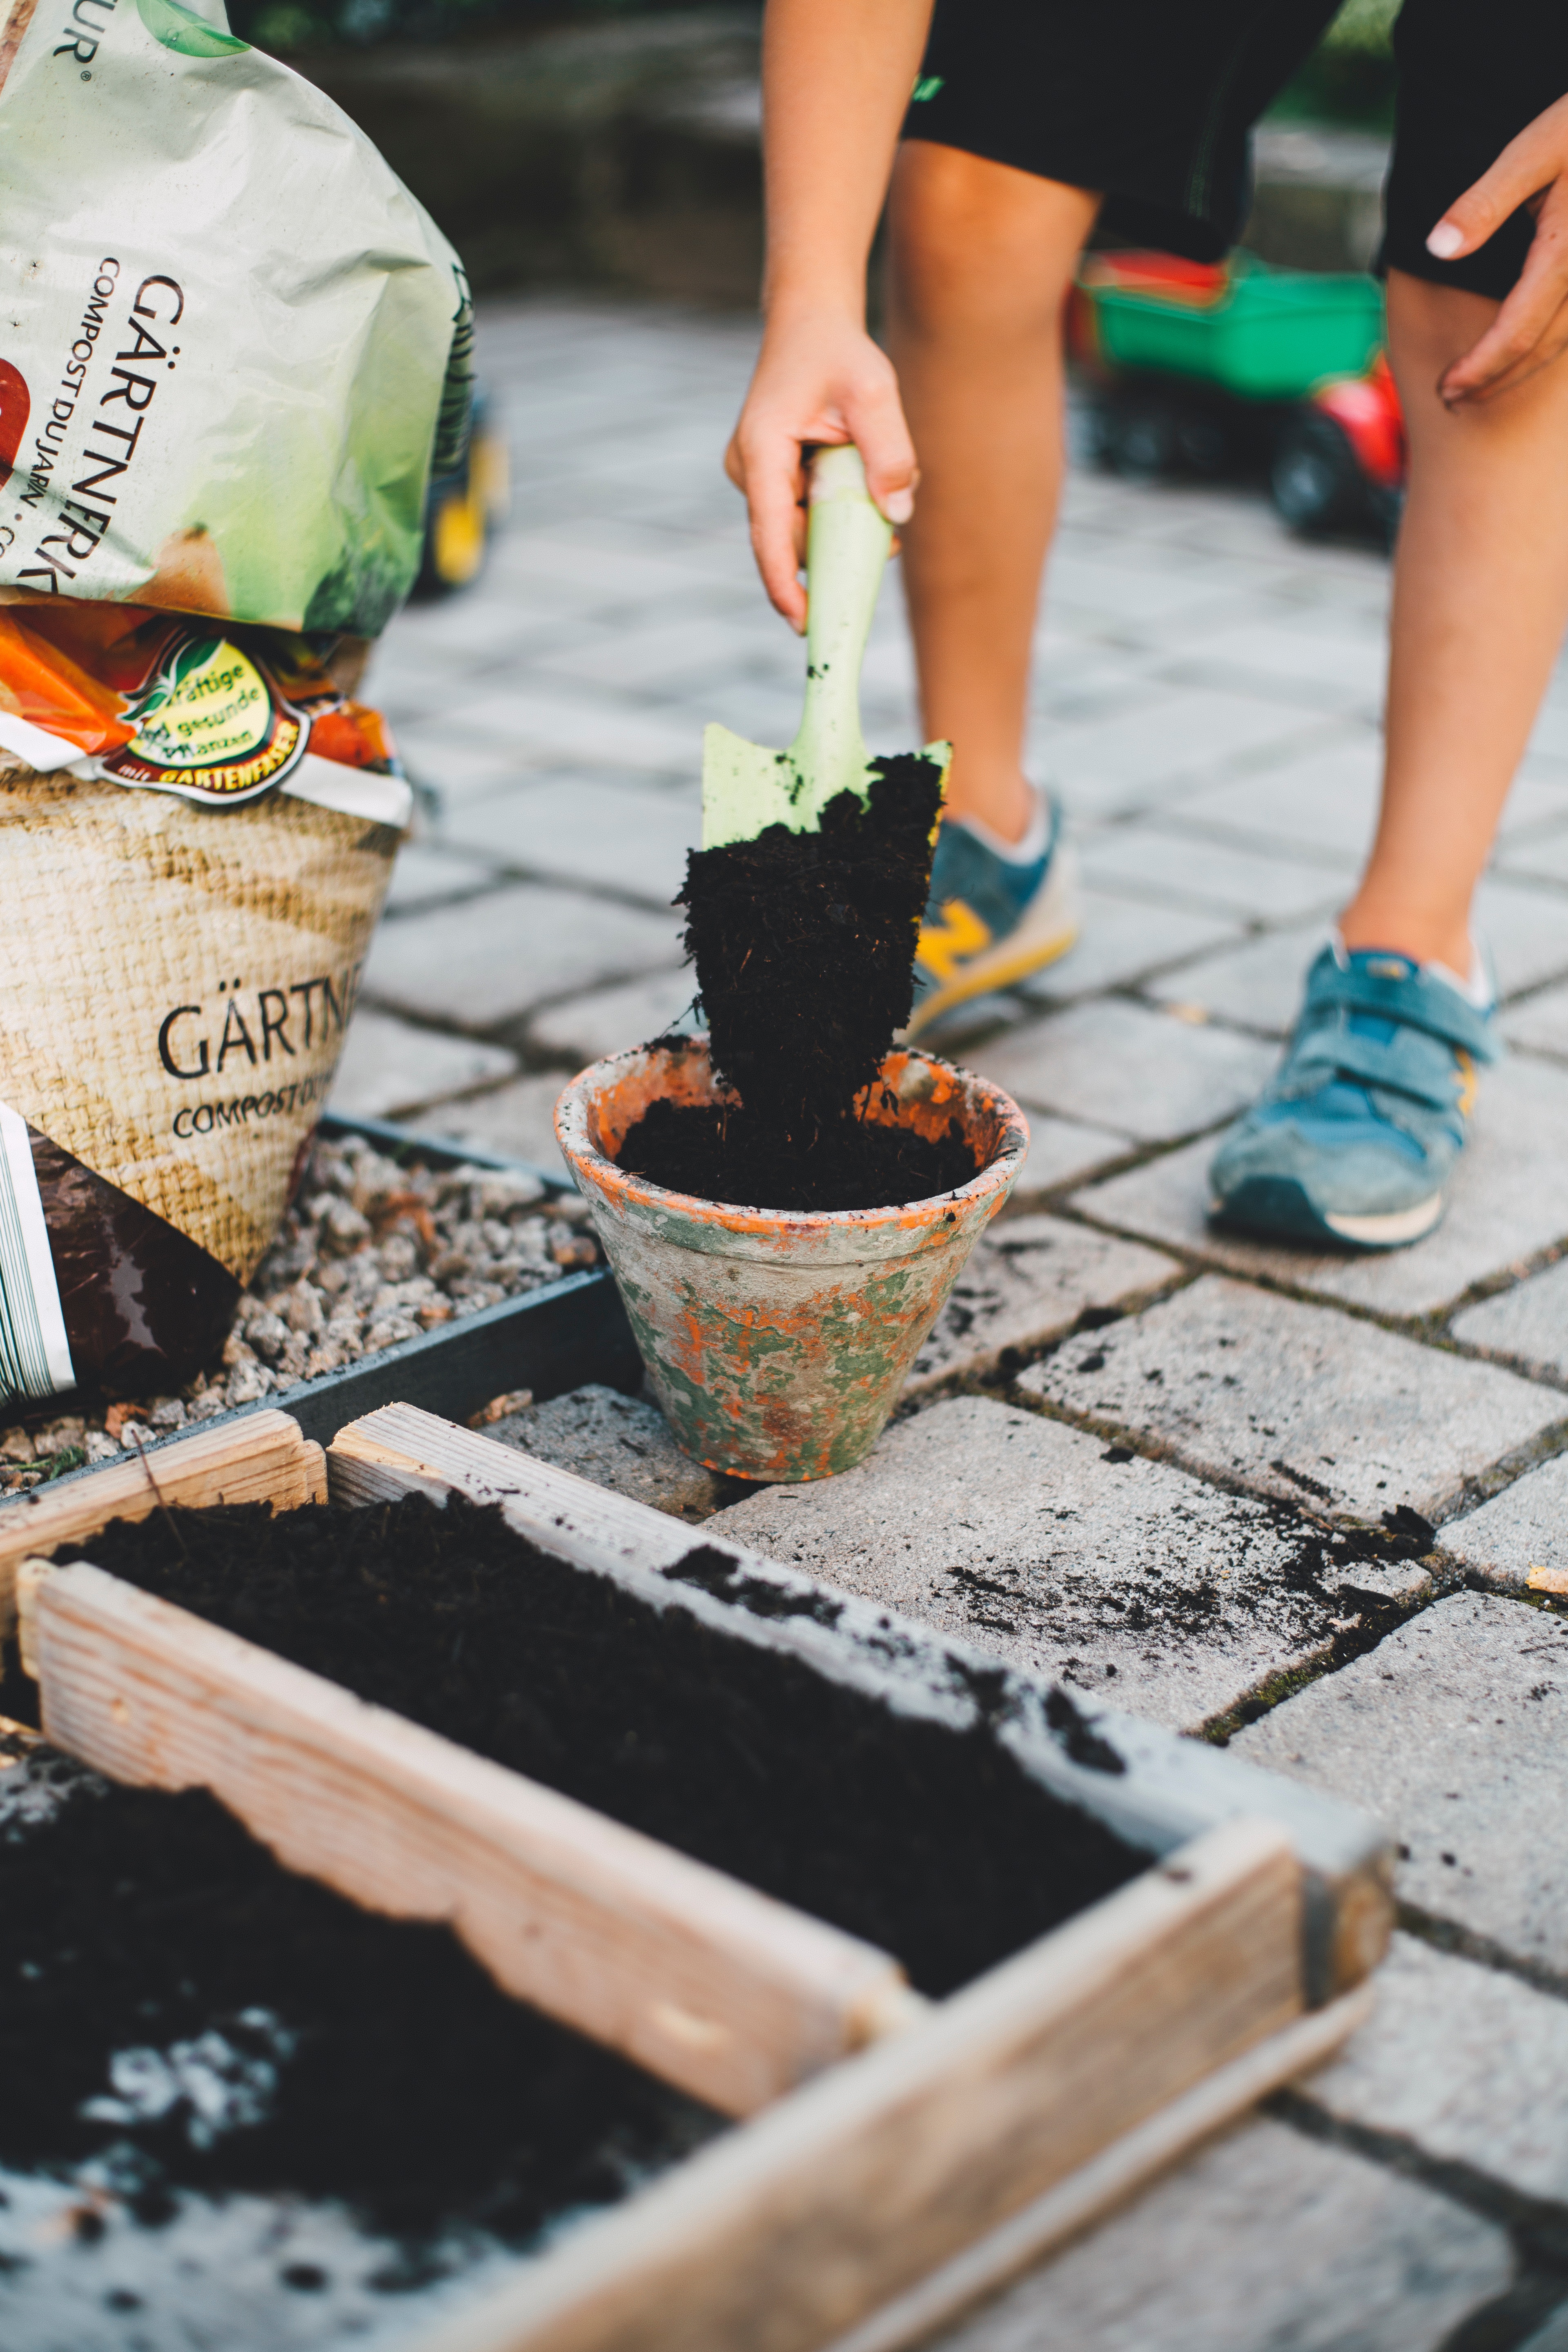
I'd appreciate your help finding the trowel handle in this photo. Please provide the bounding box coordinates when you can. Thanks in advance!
[794,445,892,779]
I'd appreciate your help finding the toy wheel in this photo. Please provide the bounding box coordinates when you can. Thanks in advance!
[1102,401,1178,483]
[1270,411,1365,537]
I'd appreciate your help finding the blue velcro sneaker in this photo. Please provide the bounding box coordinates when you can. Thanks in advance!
[904,795,1078,1038]
[1208,945,1499,1250]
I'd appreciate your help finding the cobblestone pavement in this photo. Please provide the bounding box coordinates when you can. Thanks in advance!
[346,299,1568,2350]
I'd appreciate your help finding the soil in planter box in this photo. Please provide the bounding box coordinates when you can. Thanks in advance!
[68,1495,1146,1997]
[0,1751,713,2251]
[618,759,974,1214]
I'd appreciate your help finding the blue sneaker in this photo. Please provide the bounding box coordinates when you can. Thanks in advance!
[904,792,1078,1038]
[1208,944,1499,1250]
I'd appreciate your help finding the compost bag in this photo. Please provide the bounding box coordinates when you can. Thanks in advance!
[0,601,409,1405]
[0,0,472,634]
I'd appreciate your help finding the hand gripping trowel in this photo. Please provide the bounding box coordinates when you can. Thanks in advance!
[701,442,949,851]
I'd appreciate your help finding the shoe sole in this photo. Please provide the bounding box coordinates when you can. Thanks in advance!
[1208,1174,1445,1252]
[902,845,1080,1042]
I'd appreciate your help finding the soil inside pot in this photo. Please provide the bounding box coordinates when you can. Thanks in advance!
[618,756,971,1214]
[65,1495,1146,1997]
[0,1749,712,2247]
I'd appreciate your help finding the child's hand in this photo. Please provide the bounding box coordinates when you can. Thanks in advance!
[1428,92,1568,405]
[725,310,918,632]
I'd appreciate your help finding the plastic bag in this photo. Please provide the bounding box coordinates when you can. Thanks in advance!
[0,0,471,635]
[0,604,408,1404]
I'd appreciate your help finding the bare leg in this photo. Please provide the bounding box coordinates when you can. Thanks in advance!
[886,143,1099,844]
[1341,267,1568,971]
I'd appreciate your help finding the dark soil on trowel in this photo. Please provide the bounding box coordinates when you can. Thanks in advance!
[0,1767,710,2244]
[619,755,974,1213]
[65,1493,1145,1997]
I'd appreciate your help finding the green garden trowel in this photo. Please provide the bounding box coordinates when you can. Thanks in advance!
[702,443,949,851]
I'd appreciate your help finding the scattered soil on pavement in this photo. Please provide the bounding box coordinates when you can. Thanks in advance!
[67,1492,1145,1996]
[0,1763,710,2244]
[619,756,969,1213]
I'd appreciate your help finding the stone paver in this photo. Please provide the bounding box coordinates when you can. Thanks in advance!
[715,1395,1361,1731]
[527,968,702,1066]
[1521,2308,1568,2352]
[1017,1275,1565,1520]
[490,1383,724,1521]
[1453,1255,1568,1377]
[1149,877,1568,1029]
[903,1215,1180,1395]
[383,840,498,912]
[329,1009,516,1122]
[1078,821,1354,922]
[1031,686,1336,822]
[1301,1931,1568,2207]
[1505,979,1568,1059]
[1014,889,1240,1006]
[928,2118,1511,2352]
[1441,1454,1568,1589]
[1235,1593,1568,1978]
[1009,1111,1133,1199]
[362,882,682,1030]
[1073,1054,1568,1321]
[978,1000,1277,1139]
[427,1071,572,1176]
[441,773,700,909]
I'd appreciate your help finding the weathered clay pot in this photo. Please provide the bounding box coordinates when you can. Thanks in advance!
[554,1038,1027,1481]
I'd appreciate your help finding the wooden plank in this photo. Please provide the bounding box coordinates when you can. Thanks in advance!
[0,1409,323,1640]
[327,1404,1394,2004]
[24,1559,920,2118]
[408,1817,1304,2352]
[821,1981,1374,2352]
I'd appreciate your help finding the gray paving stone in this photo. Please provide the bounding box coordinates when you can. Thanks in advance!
[527,968,702,1066]
[976,1001,1277,1140]
[445,683,697,779]
[927,2116,1510,2352]
[1009,1111,1134,1198]
[1014,890,1241,1005]
[1519,2307,1568,2352]
[1301,1931,1568,2206]
[904,1215,1179,1395]
[1163,612,1388,713]
[328,1010,517,1120]
[441,774,700,909]
[425,1071,572,1178]
[383,842,498,912]
[488,1383,723,1521]
[1073,1054,1568,1320]
[1495,829,1568,890]
[1078,822,1354,921]
[1167,736,1382,864]
[1453,1256,1568,1378]
[713,1395,1368,1732]
[533,613,775,696]
[362,884,683,1030]
[1441,1453,1568,1590]
[1148,880,1568,1031]
[1234,1592,1568,1976]
[1031,687,1332,822]
[1017,1274,1564,1519]
[1503,978,1568,1060]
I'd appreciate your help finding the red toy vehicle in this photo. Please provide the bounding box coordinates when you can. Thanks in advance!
[1068,252,1406,545]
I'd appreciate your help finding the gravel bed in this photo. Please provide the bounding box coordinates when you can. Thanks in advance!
[0,1133,598,1492]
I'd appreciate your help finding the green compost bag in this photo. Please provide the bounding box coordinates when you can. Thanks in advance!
[0,0,472,635]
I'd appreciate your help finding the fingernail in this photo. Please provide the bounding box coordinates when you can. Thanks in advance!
[881,488,915,525]
[1427,221,1466,260]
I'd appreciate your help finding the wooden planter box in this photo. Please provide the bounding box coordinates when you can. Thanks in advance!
[6,1404,1392,2352]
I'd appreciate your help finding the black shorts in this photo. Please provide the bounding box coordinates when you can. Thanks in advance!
[904,0,1568,301]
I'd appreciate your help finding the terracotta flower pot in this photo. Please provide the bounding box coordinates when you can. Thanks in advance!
[555,1038,1027,1482]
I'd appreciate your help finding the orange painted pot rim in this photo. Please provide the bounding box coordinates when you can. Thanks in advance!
[554,1036,1029,1245]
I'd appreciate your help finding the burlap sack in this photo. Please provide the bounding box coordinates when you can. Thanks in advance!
[0,757,400,1400]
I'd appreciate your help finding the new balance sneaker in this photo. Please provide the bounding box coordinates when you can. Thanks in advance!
[904,791,1078,1039]
[1208,943,1499,1250]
